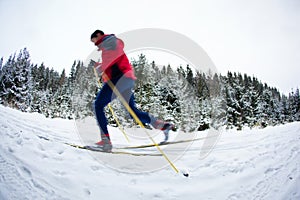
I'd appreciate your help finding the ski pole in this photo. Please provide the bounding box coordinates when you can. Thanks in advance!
[93,66,130,143]
[102,72,180,174]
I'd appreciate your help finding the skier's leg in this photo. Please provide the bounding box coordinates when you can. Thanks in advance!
[94,76,133,140]
[113,76,152,124]
[123,90,175,141]
[125,90,152,124]
[115,76,175,141]
[94,83,116,141]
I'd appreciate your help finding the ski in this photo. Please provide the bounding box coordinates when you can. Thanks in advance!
[117,136,209,150]
[37,134,215,154]
[37,135,162,156]
[67,143,162,156]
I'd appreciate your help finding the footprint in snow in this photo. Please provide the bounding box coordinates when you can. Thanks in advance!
[130,179,137,185]
[84,188,91,196]
[19,166,32,178]
[90,165,101,171]
[57,148,65,155]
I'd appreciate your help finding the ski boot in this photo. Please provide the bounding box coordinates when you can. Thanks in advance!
[152,120,176,143]
[95,135,112,152]
[162,122,176,142]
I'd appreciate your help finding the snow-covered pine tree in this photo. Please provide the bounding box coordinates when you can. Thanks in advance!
[30,63,48,114]
[210,74,227,129]
[224,72,240,129]
[185,65,194,86]
[0,57,2,103]
[132,54,148,88]
[177,65,186,79]
[44,67,61,117]
[233,73,244,130]
[0,57,3,72]
[255,84,273,127]
[287,89,300,122]
[174,65,201,131]
[280,95,289,123]
[0,54,16,105]
[0,49,31,111]
[295,88,300,121]
[243,75,259,127]
[195,72,210,100]
[91,64,100,116]
[194,72,211,131]
[1,55,15,105]
[161,65,181,120]
[131,55,158,124]
[141,60,166,120]
[269,87,282,125]
[73,61,98,118]
[155,65,180,125]
[56,68,73,119]
[30,64,38,112]
[16,48,31,111]
[70,61,86,118]
[51,70,73,119]
[209,73,221,98]
[0,57,3,102]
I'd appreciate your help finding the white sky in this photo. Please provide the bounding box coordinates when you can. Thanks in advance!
[0,0,299,94]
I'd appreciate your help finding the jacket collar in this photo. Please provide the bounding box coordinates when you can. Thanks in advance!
[95,34,114,46]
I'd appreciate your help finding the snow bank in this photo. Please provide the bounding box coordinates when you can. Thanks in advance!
[0,105,299,199]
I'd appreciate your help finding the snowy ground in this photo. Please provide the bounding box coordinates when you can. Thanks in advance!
[0,105,299,200]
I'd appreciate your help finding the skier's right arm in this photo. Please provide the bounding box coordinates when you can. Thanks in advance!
[90,59,102,73]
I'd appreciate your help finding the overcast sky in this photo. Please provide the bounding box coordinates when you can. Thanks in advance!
[0,0,299,94]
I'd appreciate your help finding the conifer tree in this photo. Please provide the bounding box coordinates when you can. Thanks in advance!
[0,57,3,71]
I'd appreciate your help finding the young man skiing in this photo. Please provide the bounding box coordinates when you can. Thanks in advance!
[90,30,175,152]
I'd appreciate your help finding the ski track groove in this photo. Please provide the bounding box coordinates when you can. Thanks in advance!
[0,109,70,200]
[0,109,73,144]
[225,130,300,200]
[0,149,67,200]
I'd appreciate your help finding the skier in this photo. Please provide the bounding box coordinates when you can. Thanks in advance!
[91,30,175,152]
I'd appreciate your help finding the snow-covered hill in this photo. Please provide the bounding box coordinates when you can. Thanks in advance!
[0,105,299,200]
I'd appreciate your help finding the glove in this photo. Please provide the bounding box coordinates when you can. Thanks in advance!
[90,59,102,73]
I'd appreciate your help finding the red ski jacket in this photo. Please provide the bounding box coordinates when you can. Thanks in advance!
[95,34,136,82]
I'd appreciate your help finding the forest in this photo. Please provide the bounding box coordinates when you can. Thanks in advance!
[0,48,299,131]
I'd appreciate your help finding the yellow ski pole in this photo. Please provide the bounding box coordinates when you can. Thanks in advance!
[93,67,130,143]
[102,73,180,174]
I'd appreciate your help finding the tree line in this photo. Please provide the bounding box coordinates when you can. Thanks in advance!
[0,48,299,131]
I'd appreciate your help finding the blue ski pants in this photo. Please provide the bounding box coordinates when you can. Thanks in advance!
[94,77,154,138]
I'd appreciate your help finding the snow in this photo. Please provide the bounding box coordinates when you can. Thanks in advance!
[0,105,300,200]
